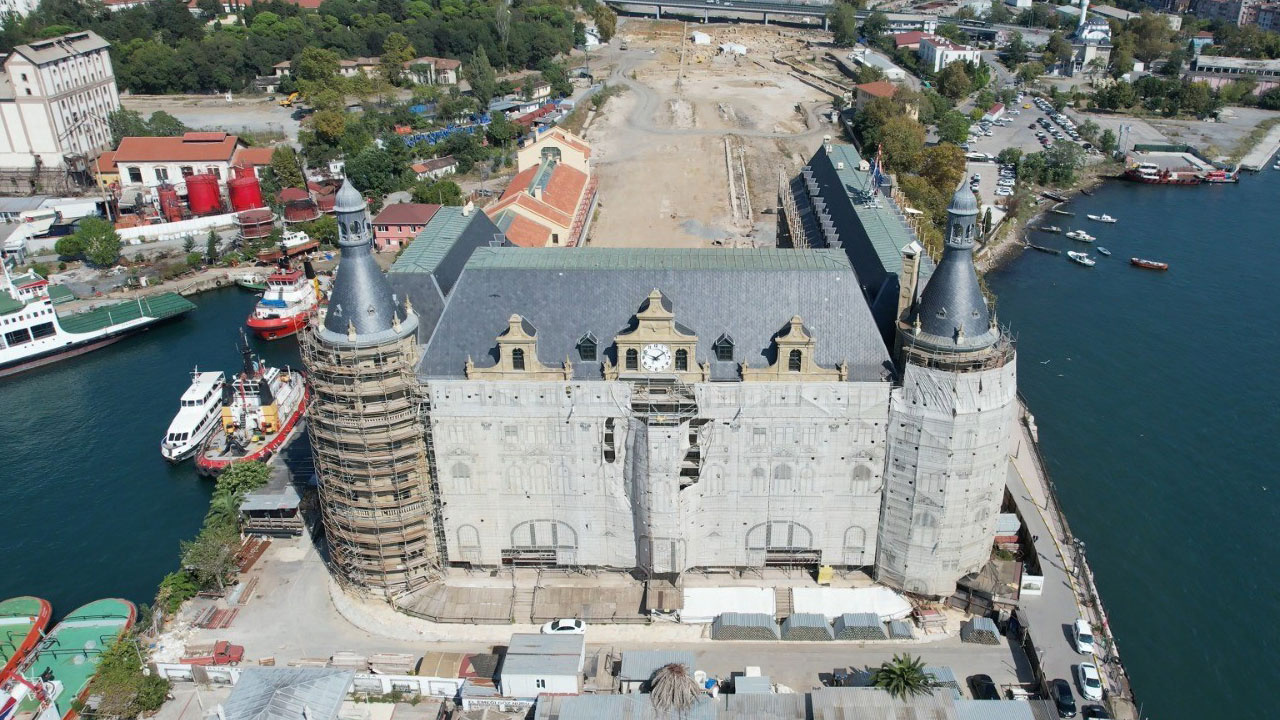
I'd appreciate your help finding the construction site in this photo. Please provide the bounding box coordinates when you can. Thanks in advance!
[585,21,852,249]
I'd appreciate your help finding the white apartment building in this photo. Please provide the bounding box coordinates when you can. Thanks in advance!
[0,32,119,174]
[918,34,983,73]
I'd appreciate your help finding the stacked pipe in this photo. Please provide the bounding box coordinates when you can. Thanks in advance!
[779,613,834,641]
[960,617,1001,645]
[833,613,888,641]
[711,613,779,641]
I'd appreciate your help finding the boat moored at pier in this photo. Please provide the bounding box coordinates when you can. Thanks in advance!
[245,261,322,340]
[161,370,226,462]
[0,597,51,683]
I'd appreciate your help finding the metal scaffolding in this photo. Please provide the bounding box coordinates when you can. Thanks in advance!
[300,324,443,597]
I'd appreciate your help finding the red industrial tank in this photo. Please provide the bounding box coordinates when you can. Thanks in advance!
[157,183,183,223]
[228,167,265,212]
[185,174,221,215]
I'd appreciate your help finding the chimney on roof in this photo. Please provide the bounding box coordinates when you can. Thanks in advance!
[462,201,474,217]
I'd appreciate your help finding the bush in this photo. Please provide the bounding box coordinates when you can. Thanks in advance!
[157,570,198,614]
[186,252,203,268]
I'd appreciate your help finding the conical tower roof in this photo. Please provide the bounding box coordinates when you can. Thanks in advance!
[319,180,417,346]
[908,184,999,352]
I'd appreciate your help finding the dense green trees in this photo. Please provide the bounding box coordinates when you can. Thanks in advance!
[935,62,972,100]
[1,0,579,94]
[828,3,859,47]
[936,110,971,145]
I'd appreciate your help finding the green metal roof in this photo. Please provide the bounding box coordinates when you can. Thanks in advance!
[389,206,476,275]
[47,284,75,304]
[462,247,855,272]
[58,292,194,334]
[0,292,22,315]
[18,598,134,715]
[826,144,919,277]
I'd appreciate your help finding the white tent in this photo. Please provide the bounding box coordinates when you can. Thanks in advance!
[679,587,775,623]
[791,587,913,621]
[719,42,748,56]
[691,31,712,45]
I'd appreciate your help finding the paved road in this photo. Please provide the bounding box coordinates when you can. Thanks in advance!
[606,51,832,140]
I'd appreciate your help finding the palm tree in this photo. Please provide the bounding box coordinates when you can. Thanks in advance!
[870,653,935,700]
[649,663,703,717]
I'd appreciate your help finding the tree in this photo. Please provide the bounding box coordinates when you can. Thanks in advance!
[1003,31,1028,65]
[1110,47,1135,78]
[988,1,1012,24]
[206,230,219,262]
[1099,128,1118,154]
[996,147,1023,165]
[87,637,171,718]
[1159,48,1186,77]
[861,11,889,44]
[345,146,407,197]
[146,110,188,137]
[919,144,966,191]
[591,4,616,42]
[182,236,196,253]
[216,461,271,499]
[74,217,122,267]
[107,109,150,146]
[649,663,703,715]
[1045,31,1073,70]
[54,235,84,258]
[1259,87,1280,110]
[879,115,925,173]
[486,112,520,146]
[299,215,338,247]
[1016,61,1045,84]
[196,0,221,17]
[180,521,240,590]
[310,109,347,146]
[295,46,341,91]
[412,179,464,205]
[380,33,415,85]
[870,654,934,700]
[936,62,972,100]
[268,146,305,190]
[464,47,498,107]
[982,207,993,234]
[829,3,859,47]
[936,110,971,145]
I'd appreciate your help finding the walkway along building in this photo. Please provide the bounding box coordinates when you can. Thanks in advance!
[306,176,1017,598]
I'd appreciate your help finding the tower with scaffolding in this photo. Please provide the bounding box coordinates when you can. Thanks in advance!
[300,180,442,596]
[875,184,1018,597]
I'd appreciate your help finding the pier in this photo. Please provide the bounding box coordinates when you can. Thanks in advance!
[1239,123,1280,171]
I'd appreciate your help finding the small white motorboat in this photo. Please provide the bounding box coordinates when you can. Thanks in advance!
[1065,230,1095,242]
[1067,250,1096,267]
[1086,213,1117,223]
[1096,247,1112,256]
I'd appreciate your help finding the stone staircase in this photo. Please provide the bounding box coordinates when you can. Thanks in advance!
[512,587,536,623]
[774,586,793,621]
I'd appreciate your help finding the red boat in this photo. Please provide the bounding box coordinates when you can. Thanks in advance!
[1123,166,1202,185]
[195,342,309,476]
[0,596,51,683]
[245,262,320,340]
[1131,257,1169,271]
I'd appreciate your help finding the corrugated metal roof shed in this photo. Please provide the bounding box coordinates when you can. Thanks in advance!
[720,693,808,719]
[222,667,353,720]
[555,694,718,720]
[619,650,695,681]
[954,699,1039,720]
[501,653,581,676]
[507,633,585,656]
[995,513,1021,535]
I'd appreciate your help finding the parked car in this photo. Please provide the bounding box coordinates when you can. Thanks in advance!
[1077,663,1103,701]
[1075,609,1095,650]
[1051,678,1077,718]
[967,674,1000,700]
[1082,705,1112,719]
[541,618,587,634]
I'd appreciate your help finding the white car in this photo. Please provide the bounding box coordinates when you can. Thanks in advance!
[1077,662,1103,701]
[541,618,587,634]
[1073,617,1095,654]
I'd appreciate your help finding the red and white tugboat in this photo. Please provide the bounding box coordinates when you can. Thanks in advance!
[195,339,308,476]
[245,260,321,340]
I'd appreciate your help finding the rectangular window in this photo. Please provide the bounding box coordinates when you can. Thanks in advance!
[536,679,546,689]
[30,322,55,339]
[155,167,168,182]
[4,328,32,346]
[180,166,193,177]
[127,167,142,183]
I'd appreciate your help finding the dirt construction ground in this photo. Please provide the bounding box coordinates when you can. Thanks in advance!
[586,21,838,248]
[122,94,301,140]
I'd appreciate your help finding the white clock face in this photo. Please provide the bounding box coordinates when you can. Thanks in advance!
[641,343,673,371]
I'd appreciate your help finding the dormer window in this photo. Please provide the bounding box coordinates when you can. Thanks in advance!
[713,334,734,362]
[576,333,598,362]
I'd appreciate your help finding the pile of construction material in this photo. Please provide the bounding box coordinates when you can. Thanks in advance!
[833,613,888,641]
[780,613,833,641]
[887,619,915,640]
[960,616,1001,645]
[711,612,779,640]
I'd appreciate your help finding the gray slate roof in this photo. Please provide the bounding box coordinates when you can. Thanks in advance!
[321,181,417,347]
[910,186,1000,352]
[221,667,353,720]
[420,248,893,382]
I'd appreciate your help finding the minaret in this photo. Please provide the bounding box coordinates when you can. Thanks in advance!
[301,180,442,595]
[1077,0,1090,33]
[875,185,1018,597]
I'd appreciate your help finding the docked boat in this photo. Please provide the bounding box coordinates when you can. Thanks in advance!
[235,273,267,292]
[1067,251,1096,267]
[1038,225,1063,233]
[1131,257,1169,270]
[244,261,320,340]
[1087,214,1117,223]
[161,370,226,462]
[1065,229,1095,242]
[1096,247,1112,256]
[1,598,135,720]
[0,597,51,682]
[194,342,307,476]
[1049,207,1074,216]
[1041,191,1069,202]
[1080,188,1094,196]
[1123,162,1202,185]
[255,230,318,263]
[1202,168,1239,183]
[0,268,195,380]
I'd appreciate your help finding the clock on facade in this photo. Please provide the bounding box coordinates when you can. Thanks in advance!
[641,343,673,371]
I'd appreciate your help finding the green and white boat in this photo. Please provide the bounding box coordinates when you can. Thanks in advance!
[2,598,135,720]
[0,597,51,682]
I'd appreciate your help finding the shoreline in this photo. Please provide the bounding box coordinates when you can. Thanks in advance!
[977,170,1112,275]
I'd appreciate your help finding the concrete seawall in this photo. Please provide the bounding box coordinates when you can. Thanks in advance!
[1240,123,1280,171]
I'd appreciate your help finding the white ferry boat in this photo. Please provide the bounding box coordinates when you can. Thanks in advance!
[161,370,226,462]
[0,267,195,379]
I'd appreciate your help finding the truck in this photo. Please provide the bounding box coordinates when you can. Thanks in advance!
[181,640,245,666]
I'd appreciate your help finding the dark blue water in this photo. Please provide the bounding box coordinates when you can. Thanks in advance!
[988,171,1280,720]
[0,287,300,619]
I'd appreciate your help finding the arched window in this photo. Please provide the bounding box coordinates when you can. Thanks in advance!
[511,347,525,370]
[675,348,688,371]
[788,349,802,372]
[746,521,813,551]
[625,348,638,370]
